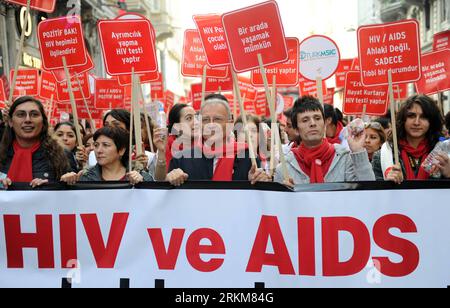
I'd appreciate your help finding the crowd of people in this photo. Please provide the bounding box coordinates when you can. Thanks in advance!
[0,93,449,189]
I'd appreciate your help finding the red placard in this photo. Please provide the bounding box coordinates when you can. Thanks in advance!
[433,30,450,51]
[76,97,104,120]
[39,71,57,100]
[191,83,204,111]
[343,71,389,116]
[251,37,299,87]
[415,49,450,95]
[193,14,230,67]
[182,30,229,78]
[393,83,409,101]
[10,69,39,97]
[5,0,55,13]
[238,76,257,102]
[38,16,88,70]
[98,18,158,75]
[165,90,175,113]
[352,58,360,71]
[222,0,288,73]
[0,79,6,106]
[298,77,327,97]
[51,53,94,83]
[95,78,125,110]
[117,71,160,86]
[205,75,233,93]
[335,59,354,88]
[357,19,422,86]
[150,74,165,100]
[254,90,267,116]
[57,73,91,102]
[283,95,294,110]
[324,88,335,106]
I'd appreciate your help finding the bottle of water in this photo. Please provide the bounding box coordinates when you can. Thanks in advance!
[156,103,167,128]
[422,140,450,178]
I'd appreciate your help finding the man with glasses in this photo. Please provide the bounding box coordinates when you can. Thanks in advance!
[166,94,271,186]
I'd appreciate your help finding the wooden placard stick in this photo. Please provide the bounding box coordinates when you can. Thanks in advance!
[232,70,258,168]
[8,0,31,106]
[201,66,207,108]
[316,76,324,105]
[74,74,95,132]
[138,77,155,153]
[388,69,400,166]
[362,104,367,121]
[257,54,275,116]
[128,90,134,173]
[46,94,54,121]
[131,68,143,157]
[62,56,83,147]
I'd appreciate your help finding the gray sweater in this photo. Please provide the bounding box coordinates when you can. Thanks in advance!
[275,144,376,184]
[79,165,154,182]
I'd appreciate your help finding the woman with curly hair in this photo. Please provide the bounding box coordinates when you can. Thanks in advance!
[0,97,72,189]
[372,95,450,182]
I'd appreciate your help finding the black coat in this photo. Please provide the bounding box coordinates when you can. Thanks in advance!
[0,144,74,182]
[169,147,260,181]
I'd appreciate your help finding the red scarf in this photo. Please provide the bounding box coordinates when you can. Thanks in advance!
[327,121,344,144]
[202,141,248,181]
[399,139,431,180]
[7,141,41,183]
[293,139,336,184]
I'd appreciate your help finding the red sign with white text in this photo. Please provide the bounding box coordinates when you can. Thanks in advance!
[39,71,57,101]
[150,74,165,100]
[205,76,233,93]
[222,1,288,73]
[343,71,389,116]
[357,19,422,86]
[433,30,450,51]
[191,83,205,111]
[254,90,267,116]
[193,14,230,67]
[38,16,88,70]
[5,0,56,13]
[415,49,450,95]
[393,83,409,101]
[95,79,125,110]
[324,88,335,106]
[335,59,354,88]
[182,30,229,78]
[251,37,299,87]
[299,77,327,97]
[51,53,94,83]
[98,18,158,75]
[10,69,39,97]
[57,73,91,102]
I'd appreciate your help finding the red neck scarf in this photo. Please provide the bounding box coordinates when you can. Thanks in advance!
[327,121,344,144]
[292,139,336,184]
[7,141,41,183]
[399,139,431,180]
[202,141,248,181]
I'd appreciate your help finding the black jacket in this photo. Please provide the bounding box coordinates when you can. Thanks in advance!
[169,147,260,181]
[0,144,74,182]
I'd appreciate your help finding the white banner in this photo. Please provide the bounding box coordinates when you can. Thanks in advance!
[0,187,449,288]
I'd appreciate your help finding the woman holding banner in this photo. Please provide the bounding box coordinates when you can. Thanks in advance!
[372,95,450,183]
[61,126,153,184]
[0,97,72,189]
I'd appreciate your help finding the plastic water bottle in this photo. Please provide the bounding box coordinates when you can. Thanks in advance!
[156,104,167,128]
[422,140,450,178]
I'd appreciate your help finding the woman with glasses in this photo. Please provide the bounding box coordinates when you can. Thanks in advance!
[0,97,72,189]
[364,122,386,162]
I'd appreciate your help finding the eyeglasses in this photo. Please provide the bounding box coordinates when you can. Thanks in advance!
[13,111,42,120]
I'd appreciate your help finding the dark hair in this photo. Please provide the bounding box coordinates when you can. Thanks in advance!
[0,96,70,179]
[324,104,343,126]
[93,127,130,167]
[283,108,293,119]
[445,111,450,132]
[103,109,131,131]
[396,95,443,149]
[291,96,324,130]
[168,104,189,133]
[205,93,229,103]
[374,117,391,130]
[82,133,94,146]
